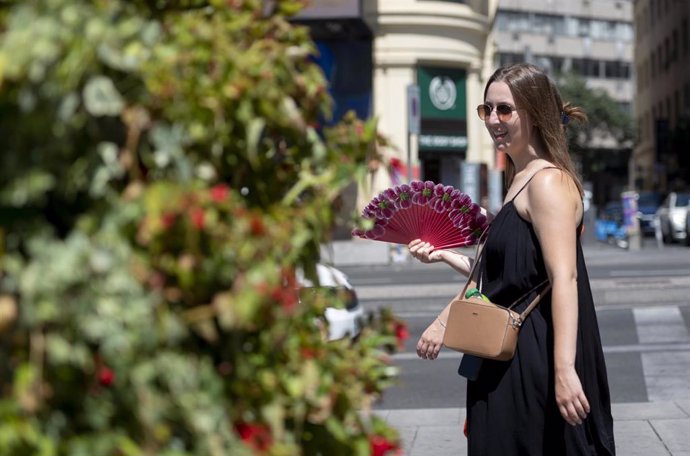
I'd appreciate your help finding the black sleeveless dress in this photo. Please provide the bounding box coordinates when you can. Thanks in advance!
[465,180,616,455]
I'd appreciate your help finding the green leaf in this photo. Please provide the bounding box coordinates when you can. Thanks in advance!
[82,75,124,117]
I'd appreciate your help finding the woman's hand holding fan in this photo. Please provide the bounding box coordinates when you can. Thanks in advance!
[352,181,489,250]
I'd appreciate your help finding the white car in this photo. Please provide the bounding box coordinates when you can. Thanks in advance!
[656,192,690,243]
[297,263,364,340]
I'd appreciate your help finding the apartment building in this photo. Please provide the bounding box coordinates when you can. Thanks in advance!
[493,0,634,203]
[633,0,690,192]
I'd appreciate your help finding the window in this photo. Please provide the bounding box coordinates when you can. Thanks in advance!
[498,53,524,67]
[532,13,564,35]
[618,102,632,115]
[495,11,632,42]
[638,118,643,140]
[495,10,530,33]
[664,37,670,69]
[571,58,601,78]
[605,61,631,79]
[616,22,634,41]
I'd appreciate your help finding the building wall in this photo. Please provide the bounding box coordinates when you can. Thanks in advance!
[633,0,690,192]
[363,0,498,202]
[294,1,498,235]
[493,0,634,203]
[495,0,633,103]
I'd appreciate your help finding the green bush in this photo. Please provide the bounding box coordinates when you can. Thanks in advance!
[0,1,404,454]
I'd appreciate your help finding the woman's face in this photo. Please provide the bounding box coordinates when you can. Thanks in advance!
[482,81,534,156]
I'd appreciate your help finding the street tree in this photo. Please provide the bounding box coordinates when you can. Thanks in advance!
[557,72,635,150]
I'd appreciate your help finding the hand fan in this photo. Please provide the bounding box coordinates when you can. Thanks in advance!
[352,181,488,250]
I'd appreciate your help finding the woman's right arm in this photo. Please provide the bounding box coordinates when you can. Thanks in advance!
[408,239,474,276]
[409,239,478,360]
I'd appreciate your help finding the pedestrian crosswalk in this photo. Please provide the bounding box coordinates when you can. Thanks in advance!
[347,248,690,408]
[377,303,690,405]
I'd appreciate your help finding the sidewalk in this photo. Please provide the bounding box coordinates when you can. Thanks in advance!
[375,401,690,455]
[322,237,681,268]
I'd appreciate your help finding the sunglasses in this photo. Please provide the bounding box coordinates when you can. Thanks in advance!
[476,103,518,122]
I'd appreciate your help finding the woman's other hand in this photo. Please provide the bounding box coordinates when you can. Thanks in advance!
[416,318,445,360]
[555,367,591,426]
[408,239,444,264]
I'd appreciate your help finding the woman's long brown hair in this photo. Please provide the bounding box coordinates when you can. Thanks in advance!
[484,63,586,196]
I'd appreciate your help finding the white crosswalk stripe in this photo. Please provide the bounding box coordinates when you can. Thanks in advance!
[632,306,690,402]
[633,306,690,344]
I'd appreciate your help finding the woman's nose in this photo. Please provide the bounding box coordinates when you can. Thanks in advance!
[486,109,501,125]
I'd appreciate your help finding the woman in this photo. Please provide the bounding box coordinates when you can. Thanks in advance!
[408,63,615,455]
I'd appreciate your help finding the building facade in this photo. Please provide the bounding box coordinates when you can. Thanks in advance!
[633,0,690,192]
[493,0,635,204]
[296,1,499,216]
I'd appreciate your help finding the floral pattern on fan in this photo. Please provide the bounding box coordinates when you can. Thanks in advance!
[352,181,489,250]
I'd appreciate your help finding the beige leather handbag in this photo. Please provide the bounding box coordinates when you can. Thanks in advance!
[442,231,551,361]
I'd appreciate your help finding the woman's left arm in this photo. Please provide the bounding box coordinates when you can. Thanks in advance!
[526,170,590,426]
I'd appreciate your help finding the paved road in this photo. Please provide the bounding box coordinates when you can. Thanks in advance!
[341,242,690,410]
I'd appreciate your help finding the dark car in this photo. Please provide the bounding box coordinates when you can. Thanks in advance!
[636,191,662,236]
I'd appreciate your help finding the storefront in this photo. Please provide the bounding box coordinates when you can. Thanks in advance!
[417,66,468,188]
[293,0,373,124]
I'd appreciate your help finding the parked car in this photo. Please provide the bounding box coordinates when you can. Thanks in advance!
[636,191,662,236]
[594,201,628,248]
[685,205,690,246]
[297,263,364,341]
[656,192,690,243]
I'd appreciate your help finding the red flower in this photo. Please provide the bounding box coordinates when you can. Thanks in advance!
[394,321,409,349]
[274,268,299,312]
[210,184,229,203]
[98,367,115,387]
[189,207,205,230]
[161,212,176,230]
[370,435,398,456]
[249,215,265,236]
[270,286,299,313]
[300,347,318,359]
[235,422,272,451]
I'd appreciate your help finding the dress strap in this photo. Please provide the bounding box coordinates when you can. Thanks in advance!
[509,166,560,202]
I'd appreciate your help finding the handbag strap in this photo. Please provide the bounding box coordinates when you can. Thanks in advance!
[456,226,552,325]
[457,226,491,300]
[508,279,552,324]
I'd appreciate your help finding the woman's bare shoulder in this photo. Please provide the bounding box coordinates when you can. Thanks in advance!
[527,168,582,218]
